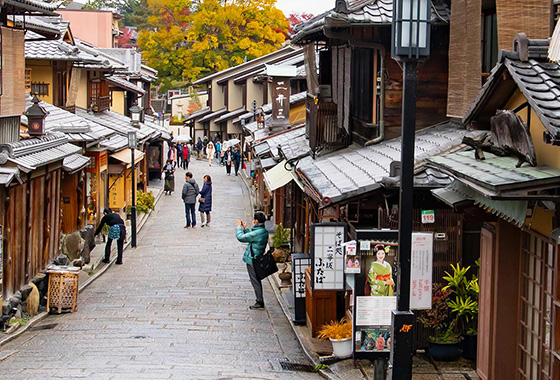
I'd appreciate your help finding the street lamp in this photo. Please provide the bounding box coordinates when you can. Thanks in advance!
[25,94,49,137]
[128,131,138,248]
[390,1,431,379]
[130,103,142,128]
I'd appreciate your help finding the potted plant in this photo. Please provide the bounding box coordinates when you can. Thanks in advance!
[271,224,290,263]
[317,318,353,359]
[443,261,479,360]
[417,283,462,361]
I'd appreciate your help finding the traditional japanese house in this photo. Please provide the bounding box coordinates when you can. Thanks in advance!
[427,35,560,380]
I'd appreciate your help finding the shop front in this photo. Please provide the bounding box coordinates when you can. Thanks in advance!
[85,150,108,225]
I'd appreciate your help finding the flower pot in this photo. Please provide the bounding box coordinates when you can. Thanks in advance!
[329,337,352,359]
[278,271,292,286]
[462,333,477,361]
[428,340,462,362]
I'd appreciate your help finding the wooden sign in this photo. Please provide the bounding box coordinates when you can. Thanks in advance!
[311,223,345,290]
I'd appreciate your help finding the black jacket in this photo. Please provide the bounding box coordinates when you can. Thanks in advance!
[94,213,125,236]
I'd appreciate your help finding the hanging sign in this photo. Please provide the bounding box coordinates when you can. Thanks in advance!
[360,240,371,251]
[421,210,435,224]
[410,232,434,309]
[311,223,345,290]
[344,240,360,274]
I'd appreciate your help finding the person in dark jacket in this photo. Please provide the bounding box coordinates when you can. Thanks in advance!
[196,138,203,159]
[181,172,200,228]
[224,147,233,175]
[199,175,213,227]
[162,159,175,195]
[94,208,126,265]
[176,144,183,167]
[233,146,241,176]
[236,212,269,309]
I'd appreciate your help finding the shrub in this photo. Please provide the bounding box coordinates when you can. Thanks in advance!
[317,318,352,340]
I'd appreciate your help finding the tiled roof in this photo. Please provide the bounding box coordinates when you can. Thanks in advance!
[292,0,450,44]
[24,97,114,143]
[214,107,247,124]
[11,15,60,36]
[106,76,146,95]
[427,150,560,195]
[198,108,228,123]
[252,126,306,160]
[26,35,104,64]
[63,153,90,173]
[0,132,82,172]
[185,107,212,122]
[0,167,22,186]
[279,133,311,161]
[5,0,59,14]
[74,39,128,70]
[232,52,306,84]
[75,108,156,142]
[143,115,172,140]
[99,133,128,152]
[463,40,560,143]
[296,122,467,204]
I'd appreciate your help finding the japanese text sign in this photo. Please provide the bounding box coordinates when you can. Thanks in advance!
[410,232,433,309]
[312,224,345,290]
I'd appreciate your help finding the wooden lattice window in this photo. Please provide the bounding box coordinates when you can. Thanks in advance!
[518,232,557,380]
[30,82,49,96]
[25,69,31,93]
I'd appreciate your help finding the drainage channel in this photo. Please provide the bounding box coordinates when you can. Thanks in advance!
[278,361,316,373]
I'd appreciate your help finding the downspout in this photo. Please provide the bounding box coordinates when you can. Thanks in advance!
[323,26,386,146]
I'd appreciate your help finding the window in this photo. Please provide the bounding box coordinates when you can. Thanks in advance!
[481,8,498,80]
[350,48,381,124]
[518,232,557,379]
[30,82,49,96]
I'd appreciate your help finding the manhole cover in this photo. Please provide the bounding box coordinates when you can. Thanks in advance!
[30,324,58,331]
[279,361,315,372]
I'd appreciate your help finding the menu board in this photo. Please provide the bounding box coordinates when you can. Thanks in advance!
[356,296,397,326]
[312,223,345,290]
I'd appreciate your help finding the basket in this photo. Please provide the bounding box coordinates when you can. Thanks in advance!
[46,266,79,314]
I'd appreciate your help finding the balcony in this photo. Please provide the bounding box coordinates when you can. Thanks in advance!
[90,96,111,113]
[306,94,349,154]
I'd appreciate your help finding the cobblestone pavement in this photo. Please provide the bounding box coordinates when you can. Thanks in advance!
[0,157,321,380]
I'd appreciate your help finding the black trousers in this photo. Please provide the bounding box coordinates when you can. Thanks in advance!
[105,225,125,263]
[246,264,263,304]
[234,161,240,175]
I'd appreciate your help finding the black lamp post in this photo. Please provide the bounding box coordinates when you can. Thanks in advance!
[129,103,142,128]
[128,129,138,248]
[241,118,245,175]
[390,1,431,379]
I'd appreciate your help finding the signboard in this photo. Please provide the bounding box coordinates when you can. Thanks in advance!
[356,296,397,326]
[360,240,371,251]
[410,232,434,309]
[292,254,311,324]
[271,78,290,127]
[0,225,3,276]
[311,223,345,290]
[344,240,360,274]
[421,210,435,224]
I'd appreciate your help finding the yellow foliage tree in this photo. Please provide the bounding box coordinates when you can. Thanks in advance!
[139,0,288,90]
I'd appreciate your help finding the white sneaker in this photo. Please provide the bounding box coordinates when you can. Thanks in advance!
[201,222,206,227]
[205,223,210,227]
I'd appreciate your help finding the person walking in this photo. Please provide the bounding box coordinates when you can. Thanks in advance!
[206,140,215,166]
[176,144,183,168]
[236,212,269,309]
[182,143,190,170]
[202,136,209,158]
[233,146,241,176]
[181,171,199,228]
[94,208,126,265]
[162,159,175,195]
[215,140,221,164]
[196,137,203,160]
[224,147,233,175]
[168,144,177,168]
[199,175,213,227]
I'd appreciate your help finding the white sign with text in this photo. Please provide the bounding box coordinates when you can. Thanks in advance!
[410,232,434,309]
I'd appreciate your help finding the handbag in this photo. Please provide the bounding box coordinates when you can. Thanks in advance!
[251,245,278,280]
[108,225,121,240]
[198,197,205,203]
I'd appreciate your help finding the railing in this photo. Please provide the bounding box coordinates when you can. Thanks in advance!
[91,96,111,112]
[306,94,349,154]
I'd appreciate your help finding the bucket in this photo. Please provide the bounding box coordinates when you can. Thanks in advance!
[330,337,352,358]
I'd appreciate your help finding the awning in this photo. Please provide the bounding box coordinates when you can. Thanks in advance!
[432,181,528,227]
[0,167,22,186]
[62,154,91,174]
[185,107,211,122]
[106,76,146,95]
[214,107,247,124]
[110,149,145,167]
[263,160,304,192]
[198,108,228,123]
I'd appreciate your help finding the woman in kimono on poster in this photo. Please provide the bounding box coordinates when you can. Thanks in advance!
[367,244,394,296]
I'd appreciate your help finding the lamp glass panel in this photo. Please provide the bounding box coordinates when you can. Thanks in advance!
[400,0,429,49]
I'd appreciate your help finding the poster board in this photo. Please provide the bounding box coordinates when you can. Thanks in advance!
[311,223,345,290]
[352,229,399,359]
[410,232,434,310]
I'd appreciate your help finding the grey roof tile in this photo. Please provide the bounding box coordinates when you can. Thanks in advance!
[76,108,157,142]
[297,122,467,203]
[63,153,90,173]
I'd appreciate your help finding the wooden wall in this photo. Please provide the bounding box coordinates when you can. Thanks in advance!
[61,171,85,234]
[2,168,62,298]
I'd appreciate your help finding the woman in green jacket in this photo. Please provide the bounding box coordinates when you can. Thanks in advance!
[236,212,269,309]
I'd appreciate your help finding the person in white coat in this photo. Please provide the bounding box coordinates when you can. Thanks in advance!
[206,141,215,166]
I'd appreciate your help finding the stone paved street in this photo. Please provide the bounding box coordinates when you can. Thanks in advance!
[0,157,321,379]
